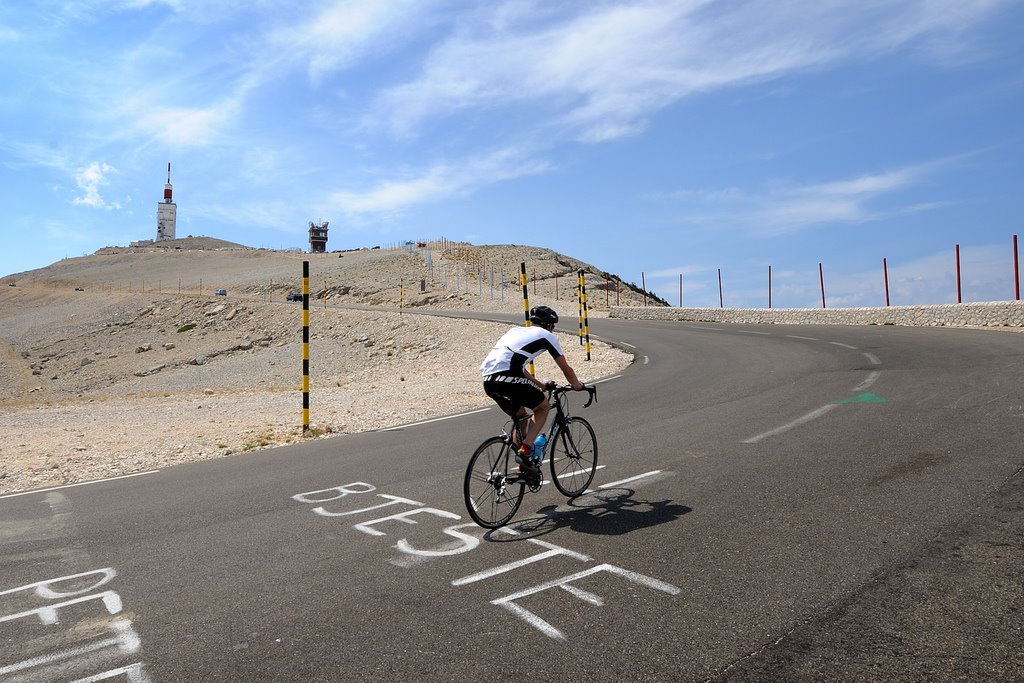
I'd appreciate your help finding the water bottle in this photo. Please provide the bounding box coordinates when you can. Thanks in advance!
[532,434,547,465]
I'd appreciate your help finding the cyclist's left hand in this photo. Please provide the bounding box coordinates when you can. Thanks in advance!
[544,380,558,391]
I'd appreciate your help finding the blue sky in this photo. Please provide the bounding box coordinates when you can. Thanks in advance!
[1,0,1022,308]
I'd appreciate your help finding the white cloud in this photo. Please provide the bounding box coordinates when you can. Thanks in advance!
[668,160,953,235]
[131,101,238,147]
[331,147,552,215]
[372,0,1009,141]
[72,162,121,209]
[270,0,438,84]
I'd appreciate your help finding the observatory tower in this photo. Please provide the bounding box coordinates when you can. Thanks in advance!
[309,221,329,253]
[156,163,176,241]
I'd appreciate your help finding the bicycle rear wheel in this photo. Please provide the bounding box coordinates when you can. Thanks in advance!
[549,417,598,497]
[464,436,524,528]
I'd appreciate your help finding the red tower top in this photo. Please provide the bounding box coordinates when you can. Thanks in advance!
[163,163,173,203]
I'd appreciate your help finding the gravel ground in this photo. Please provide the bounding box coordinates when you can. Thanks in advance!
[0,241,636,494]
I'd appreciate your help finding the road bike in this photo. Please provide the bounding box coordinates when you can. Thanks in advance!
[464,384,598,529]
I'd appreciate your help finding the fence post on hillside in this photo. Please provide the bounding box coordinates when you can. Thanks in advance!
[718,269,724,308]
[680,273,683,308]
[642,272,648,306]
[956,244,962,304]
[1014,234,1020,301]
[768,266,772,309]
[883,258,891,306]
[819,263,826,309]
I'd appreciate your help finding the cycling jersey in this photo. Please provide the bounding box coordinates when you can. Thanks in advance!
[479,326,565,378]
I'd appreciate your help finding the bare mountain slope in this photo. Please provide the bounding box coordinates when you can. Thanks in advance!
[0,240,635,494]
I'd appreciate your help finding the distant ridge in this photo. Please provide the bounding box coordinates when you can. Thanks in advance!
[95,236,252,254]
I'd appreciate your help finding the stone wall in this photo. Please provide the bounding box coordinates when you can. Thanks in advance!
[610,301,1024,327]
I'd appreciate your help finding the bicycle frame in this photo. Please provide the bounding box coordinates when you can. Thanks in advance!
[500,385,595,459]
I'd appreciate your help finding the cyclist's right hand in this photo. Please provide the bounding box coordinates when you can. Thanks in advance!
[544,380,558,391]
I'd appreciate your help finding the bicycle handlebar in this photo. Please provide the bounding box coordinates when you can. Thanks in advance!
[551,383,597,407]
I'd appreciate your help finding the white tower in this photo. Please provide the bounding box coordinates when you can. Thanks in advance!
[156,162,176,241]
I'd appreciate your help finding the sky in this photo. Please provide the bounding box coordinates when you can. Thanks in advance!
[1,0,1022,308]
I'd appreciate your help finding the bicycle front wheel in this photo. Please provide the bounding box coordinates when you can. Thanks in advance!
[549,417,598,497]
[464,436,524,528]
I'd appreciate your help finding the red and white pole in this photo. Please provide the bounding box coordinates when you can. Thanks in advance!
[883,258,890,307]
[1014,234,1020,301]
[819,263,826,308]
[956,244,962,304]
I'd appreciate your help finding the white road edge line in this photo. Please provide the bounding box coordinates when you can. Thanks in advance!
[852,371,882,393]
[598,471,664,489]
[786,335,819,341]
[738,330,771,335]
[864,352,881,365]
[0,470,160,500]
[382,407,492,431]
[741,405,839,444]
[592,375,620,384]
[621,342,636,349]
[830,342,858,350]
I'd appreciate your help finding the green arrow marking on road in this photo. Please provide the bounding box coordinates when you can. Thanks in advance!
[834,392,888,404]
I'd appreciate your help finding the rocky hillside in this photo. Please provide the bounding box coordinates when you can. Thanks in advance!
[0,238,637,494]
[2,237,661,312]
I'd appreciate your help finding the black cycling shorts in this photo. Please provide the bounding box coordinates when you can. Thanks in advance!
[483,374,545,417]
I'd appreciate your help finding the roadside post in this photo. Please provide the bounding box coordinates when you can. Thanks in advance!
[577,271,583,345]
[302,261,310,433]
[520,262,534,376]
[580,270,591,361]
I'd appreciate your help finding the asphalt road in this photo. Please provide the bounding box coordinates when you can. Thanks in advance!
[2,317,1022,682]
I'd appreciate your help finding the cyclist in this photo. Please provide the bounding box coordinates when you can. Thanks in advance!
[480,305,584,473]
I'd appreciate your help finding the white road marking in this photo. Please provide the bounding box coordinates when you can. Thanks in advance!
[381,407,491,431]
[864,352,881,365]
[0,471,159,501]
[592,375,620,384]
[643,356,649,365]
[621,342,636,349]
[491,564,680,641]
[741,404,838,444]
[738,330,771,335]
[688,326,724,331]
[786,335,819,341]
[598,471,663,489]
[452,539,590,586]
[830,342,858,350]
[852,371,881,393]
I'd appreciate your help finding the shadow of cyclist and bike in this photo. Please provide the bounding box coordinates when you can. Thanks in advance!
[484,487,692,541]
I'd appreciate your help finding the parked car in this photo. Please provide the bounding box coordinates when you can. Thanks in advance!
[6,282,15,287]
[74,287,84,291]
[215,289,227,296]
[286,292,302,301]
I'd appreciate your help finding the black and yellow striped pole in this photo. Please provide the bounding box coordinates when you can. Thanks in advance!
[580,269,591,360]
[520,262,534,376]
[577,271,584,345]
[302,261,310,432]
